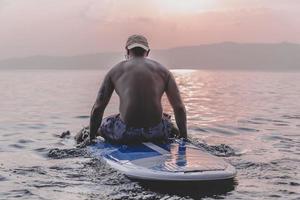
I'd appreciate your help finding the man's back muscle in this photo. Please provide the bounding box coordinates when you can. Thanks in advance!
[110,58,169,128]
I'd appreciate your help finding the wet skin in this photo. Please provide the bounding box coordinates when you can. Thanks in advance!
[87,55,187,144]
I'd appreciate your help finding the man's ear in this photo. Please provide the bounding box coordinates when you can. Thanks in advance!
[146,50,150,57]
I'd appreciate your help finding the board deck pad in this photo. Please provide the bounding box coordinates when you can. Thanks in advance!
[88,139,236,181]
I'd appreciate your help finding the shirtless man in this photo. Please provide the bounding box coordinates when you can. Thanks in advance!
[76,35,187,146]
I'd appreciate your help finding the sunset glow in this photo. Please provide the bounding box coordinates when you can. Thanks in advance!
[156,0,215,14]
[0,0,300,59]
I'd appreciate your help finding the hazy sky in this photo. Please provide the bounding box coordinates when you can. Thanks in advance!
[1,0,300,59]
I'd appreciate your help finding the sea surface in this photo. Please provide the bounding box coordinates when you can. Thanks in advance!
[0,69,299,200]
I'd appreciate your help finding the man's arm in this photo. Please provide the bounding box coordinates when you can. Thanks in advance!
[165,72,187,138]
[89,73,114,140]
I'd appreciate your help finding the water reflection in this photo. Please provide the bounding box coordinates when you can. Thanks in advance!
[139,179,237,199]
[0,70,299,199]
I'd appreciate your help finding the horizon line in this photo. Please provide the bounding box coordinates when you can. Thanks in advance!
[1,41,299,61]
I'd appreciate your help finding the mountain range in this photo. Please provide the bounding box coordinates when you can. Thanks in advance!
[1,42,299,70]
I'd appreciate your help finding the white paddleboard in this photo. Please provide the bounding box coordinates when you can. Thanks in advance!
[88,139,236,181]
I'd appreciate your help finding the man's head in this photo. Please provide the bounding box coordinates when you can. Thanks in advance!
[125,34,150,58]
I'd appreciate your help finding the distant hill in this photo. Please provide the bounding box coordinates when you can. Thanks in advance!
[0,42,299,70]
[0,53,123,69]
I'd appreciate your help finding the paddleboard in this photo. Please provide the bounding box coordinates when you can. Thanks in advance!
[88,138,236,181]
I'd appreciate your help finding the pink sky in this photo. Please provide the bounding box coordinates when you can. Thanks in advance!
[0,0,300,59]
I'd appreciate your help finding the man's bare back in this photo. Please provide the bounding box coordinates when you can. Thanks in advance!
[110,58,168,128]
[76,35,187,146]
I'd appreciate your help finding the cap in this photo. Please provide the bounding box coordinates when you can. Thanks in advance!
[125,34,149,51]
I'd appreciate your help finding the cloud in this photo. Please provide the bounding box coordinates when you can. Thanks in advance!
[79,0,160,23]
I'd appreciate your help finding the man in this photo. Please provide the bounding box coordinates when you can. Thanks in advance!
[76,35,187,146]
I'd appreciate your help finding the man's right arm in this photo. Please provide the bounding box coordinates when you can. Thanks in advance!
[165,72,187,138]
[89,72,114,140]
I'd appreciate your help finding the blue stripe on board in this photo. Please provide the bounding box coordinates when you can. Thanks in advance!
[104,143,162,161]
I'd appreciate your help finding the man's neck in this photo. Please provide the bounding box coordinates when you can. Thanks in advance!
[128,55,146,60]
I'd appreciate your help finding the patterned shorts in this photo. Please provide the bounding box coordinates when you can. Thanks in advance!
[100,113,175,144]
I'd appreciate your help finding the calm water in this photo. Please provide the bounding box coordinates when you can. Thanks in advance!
[0,69,299,200]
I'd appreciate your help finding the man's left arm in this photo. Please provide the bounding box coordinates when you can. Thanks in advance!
[89,73,114,141]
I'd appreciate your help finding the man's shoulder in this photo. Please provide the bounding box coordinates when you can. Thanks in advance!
[113,60,127,69]
[145,58,163,67]
[145,58,170,73]
[107,61,126,75]
[144,58,171,81]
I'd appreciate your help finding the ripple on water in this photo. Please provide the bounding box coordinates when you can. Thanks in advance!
[9,144,26,149]
[0,175,8,181]
[2,132,22,137]
[18,139,34,144]
[48,148,88,159]
[216,124,259,133]
[203,126,239,135]
[52,122,67,125]
[192,127,208,132]
[238,119,266,125]
[273,123,290,127]
[31,180,77,188]
[251,117,289,124]
[74,115,90,119]
[33,147,48,153]
[28,123,47,129]
[264,135,294,142]
[185,137,236,157]
[281,114,300,120]
[11,166,47,176]
[237,127,259,132]
[269,194,282,198]
[289,182,300,186]
[235,157,300,196]
[4,189,34,199]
